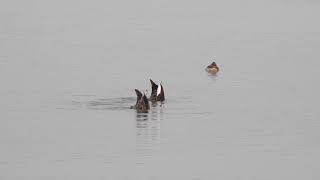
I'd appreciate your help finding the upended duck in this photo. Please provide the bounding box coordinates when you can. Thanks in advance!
[130,89,150,112]
[206,61,219,74]
[149,79,165,102]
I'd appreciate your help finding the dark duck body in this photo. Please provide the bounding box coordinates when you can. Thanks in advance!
[206,61,219,74]
[131,89,150,112]
[149,79,165,102]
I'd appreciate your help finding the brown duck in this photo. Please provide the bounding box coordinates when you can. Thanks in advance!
[206,62,219,74]
[149,79,165,102]
[131,89,150,112]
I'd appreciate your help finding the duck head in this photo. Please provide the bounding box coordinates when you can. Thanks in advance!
[210,62,217,67]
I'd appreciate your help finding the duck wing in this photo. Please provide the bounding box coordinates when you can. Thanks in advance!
[143,94,150,109]
[135,89,143,103]
[150,79,158,92]
[149,79,158,100]
[157,84,165,101]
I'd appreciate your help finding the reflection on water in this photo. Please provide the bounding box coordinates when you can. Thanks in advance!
[135,102,164,165]
[206,71,219,83]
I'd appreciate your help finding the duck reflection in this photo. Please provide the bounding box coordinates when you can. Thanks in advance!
[135,102,164,165]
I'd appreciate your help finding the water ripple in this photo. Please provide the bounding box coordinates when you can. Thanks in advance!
[70,97,136,111]
[87,97,135,110]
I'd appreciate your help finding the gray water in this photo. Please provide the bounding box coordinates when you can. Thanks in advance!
[1,0,320,179]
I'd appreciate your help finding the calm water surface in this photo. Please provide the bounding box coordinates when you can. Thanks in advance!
[1,0,320,179]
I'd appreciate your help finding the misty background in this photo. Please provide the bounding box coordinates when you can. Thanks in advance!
[1,0,320,179]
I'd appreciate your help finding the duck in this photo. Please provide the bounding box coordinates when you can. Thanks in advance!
[206,61,219,74]
[130,89,143,109]
[131,89,150,112]
[149,79,165,102]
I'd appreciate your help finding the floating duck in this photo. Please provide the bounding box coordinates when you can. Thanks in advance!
[130,89,142,109]
[206,62,219,74]
[131,89,150,112]
[149,79,165,102]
